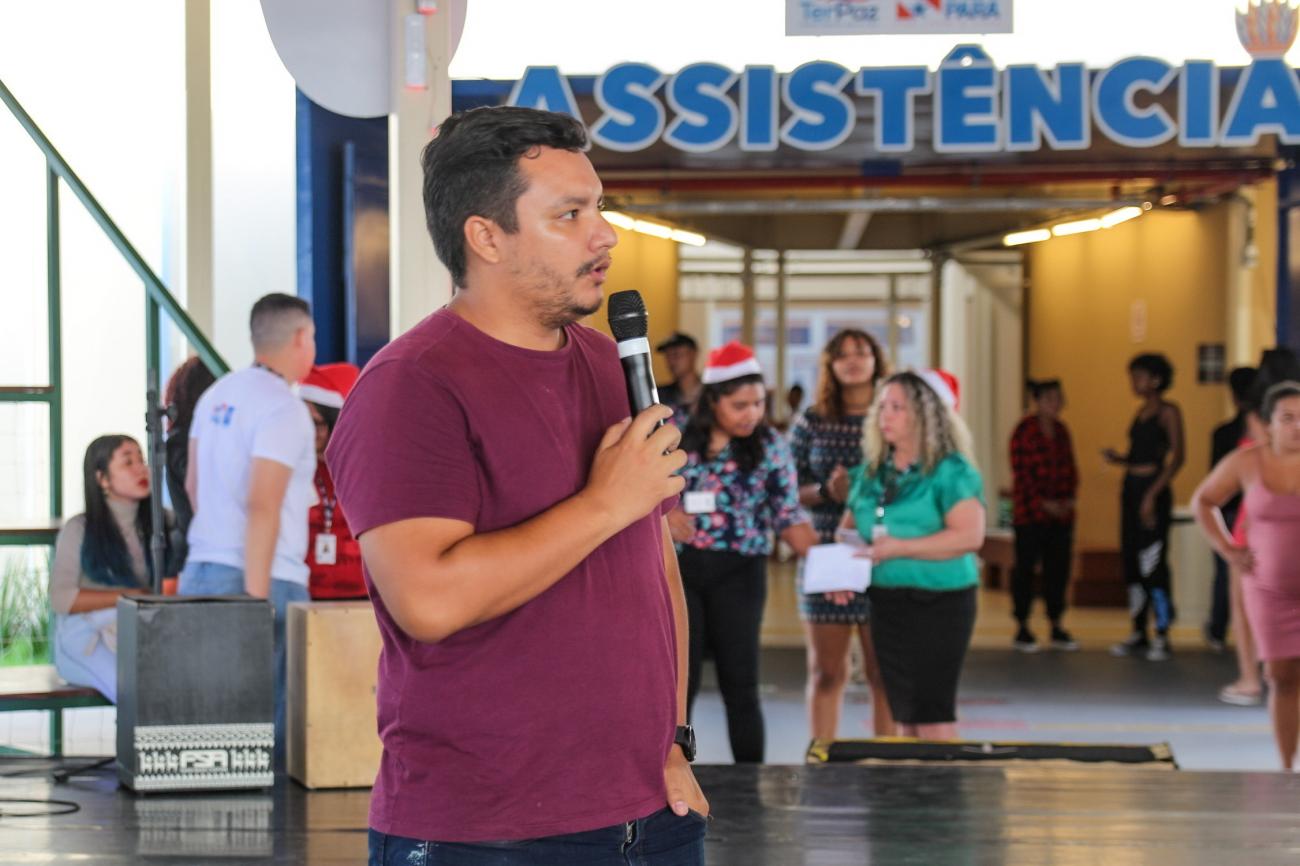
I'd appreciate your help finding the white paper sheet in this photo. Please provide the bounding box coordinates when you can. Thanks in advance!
[802,543,872,594]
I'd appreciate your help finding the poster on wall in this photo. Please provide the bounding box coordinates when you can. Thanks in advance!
[786,0,1013,36]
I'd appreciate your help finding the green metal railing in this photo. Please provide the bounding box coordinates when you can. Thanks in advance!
[0,77,228,537]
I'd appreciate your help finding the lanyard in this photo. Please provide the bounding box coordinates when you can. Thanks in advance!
[253,361,286,383]
[875,454,910,522]
[316,477,336,533]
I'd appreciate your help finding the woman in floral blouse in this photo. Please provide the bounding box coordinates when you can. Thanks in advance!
[668,342,817,763]
[790,328,895,741]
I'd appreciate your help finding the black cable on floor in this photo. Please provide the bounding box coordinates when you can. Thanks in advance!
[0,798,81,818]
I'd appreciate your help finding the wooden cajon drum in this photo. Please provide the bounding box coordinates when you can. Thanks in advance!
[287,600,383,788]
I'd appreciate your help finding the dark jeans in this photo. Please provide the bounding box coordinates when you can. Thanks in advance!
[1011,523,1074,625]
[678,547,766,763]
[368,807,707,865]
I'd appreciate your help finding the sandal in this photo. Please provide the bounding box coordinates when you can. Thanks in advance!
[1218,683,1264,706]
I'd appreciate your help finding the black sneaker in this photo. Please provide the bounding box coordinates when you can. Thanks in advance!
[1109,632,1149,657]
[1013,626,1040,653]
[1050,627,1079,651]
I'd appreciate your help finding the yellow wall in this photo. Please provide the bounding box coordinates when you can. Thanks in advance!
[1248,181,1279,356]
[582,227,680,383]
[1029,204,1235,551]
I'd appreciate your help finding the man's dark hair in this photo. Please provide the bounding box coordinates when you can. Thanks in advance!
[1228,366,1258,405]
[1249,348,1300,414]
[1026,378,1062,400]
[1128,353,1174,393]
[421,106,589,288]
[250,293,311,352]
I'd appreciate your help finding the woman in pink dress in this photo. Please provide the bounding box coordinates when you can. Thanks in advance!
[1193,381,1300,769]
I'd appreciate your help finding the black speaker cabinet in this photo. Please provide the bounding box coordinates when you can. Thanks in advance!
[116,595,275,792]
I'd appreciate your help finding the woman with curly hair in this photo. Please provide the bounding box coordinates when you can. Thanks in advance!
[839,371,985,740]
[1104,353,1185,661]
[789,329,895,739]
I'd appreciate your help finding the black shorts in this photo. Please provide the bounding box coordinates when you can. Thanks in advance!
[867,585,977,725]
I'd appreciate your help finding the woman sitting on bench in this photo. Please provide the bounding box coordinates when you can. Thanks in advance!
[49,435,176,702]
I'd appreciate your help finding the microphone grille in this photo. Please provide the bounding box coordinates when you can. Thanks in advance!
[607,290,648,341]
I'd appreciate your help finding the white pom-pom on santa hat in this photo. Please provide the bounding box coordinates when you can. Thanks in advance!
[917,368,960,411]
[702,341,763,385]
[298,363,360,409]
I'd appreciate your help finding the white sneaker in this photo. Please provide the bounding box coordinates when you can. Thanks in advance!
[1146,637,1171,662]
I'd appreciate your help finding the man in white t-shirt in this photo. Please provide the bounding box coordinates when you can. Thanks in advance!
[180,292,317,763]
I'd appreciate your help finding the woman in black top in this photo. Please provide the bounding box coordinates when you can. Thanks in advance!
[1103,353,1185,661]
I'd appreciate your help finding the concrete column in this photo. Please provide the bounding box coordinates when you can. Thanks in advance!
[775,249,788,418]
[741,247,756,347]
[929,252,947,368]
[389,2,453,336]
[183,0,214,338]
[1225,195,1255,368]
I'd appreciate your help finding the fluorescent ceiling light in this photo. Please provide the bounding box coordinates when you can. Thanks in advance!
[1003,229,1051,246]
[605,210,707,245]
[631,219,674,240]
[1052,218,1103,237]
[1101,206,1143,228]
[603,210,635,229]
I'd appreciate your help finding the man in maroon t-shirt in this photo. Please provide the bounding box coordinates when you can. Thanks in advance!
[326,106,709,864]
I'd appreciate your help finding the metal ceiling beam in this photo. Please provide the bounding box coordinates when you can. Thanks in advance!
[836,211,872,249]
[618,197,1145,216]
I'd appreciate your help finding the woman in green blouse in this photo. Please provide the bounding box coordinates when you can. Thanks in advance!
[838,370,986,740]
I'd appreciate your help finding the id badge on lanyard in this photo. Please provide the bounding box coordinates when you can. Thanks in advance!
[315,532,338,565]
[316,480,338,565]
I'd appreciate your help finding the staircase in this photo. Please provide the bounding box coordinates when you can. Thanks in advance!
[0,77,229,657]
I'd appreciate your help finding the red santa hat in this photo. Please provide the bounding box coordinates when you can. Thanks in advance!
[298,363,360,409]
[918,368,960,411]
[702,341,763,385]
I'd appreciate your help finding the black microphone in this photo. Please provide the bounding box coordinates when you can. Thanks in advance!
[607,290,664,424]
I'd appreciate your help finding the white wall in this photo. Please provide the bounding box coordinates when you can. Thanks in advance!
[940,259,1024,513]
[0,0,297,522]
[210,0,298,369]
[0,1,185,520]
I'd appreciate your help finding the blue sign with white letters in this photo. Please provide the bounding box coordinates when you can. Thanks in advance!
[504,46,1300,155]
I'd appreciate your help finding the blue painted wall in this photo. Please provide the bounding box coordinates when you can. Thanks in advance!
[296,91,389,364]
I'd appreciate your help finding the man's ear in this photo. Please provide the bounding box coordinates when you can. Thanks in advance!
[464,216,504,268]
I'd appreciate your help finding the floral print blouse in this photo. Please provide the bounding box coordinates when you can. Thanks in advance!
[677,427,811,557]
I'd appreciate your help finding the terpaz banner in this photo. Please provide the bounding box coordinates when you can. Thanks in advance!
[786,0,1014,37]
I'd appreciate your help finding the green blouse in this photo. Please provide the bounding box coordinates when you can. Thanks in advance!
[847,452,985,592]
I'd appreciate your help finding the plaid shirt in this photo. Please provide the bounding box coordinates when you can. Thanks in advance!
[1010,416,1078,525]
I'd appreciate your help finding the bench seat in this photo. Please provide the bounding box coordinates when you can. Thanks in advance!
[0,664,111,756]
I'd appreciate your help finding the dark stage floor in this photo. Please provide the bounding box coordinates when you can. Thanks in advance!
[2,762,1299,864]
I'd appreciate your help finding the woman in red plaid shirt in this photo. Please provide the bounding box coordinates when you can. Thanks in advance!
[1009,379,1079,652]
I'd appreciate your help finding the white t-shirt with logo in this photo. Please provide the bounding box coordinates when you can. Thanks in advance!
[187,366,316,585]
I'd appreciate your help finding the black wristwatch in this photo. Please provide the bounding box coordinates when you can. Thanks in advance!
[819,481,835,504]
[673,725,697,762]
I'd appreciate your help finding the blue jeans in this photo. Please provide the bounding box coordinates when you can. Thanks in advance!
[178,561,309,767]
[368,807,707,865]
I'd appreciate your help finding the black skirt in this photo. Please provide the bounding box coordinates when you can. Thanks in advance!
[867,585,978,725]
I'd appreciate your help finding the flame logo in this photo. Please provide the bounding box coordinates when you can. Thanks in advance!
[1236,0,1300,58]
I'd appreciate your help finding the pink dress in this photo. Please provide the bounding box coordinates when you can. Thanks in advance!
[1242,482,1300,661]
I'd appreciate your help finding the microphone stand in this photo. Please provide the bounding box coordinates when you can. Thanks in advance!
[144,381,173,594]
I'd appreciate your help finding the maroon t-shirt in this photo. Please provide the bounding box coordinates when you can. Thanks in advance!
[325,308,678,843]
